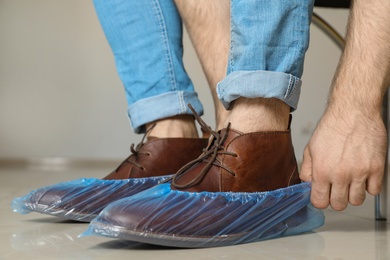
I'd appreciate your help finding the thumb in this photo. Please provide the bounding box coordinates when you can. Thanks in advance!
[300,146,313,182]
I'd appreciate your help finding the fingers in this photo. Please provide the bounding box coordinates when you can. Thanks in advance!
[310,178,331,209]
[349,181,366,206]
[300,146,332,209]
[312,179,356,211]
[311,173,367,210]
[302,111,387,211]
[329,183,350,211]
[312,174,371,210]
[299,146,312,182]
[329,180,368,210]
[366,170,383,196]
[301,138,384,211]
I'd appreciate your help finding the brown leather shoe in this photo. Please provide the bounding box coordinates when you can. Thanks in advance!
[85,111,324,248]
[12,134,208,222]
[171,125,300,193]
[104,136,209,180]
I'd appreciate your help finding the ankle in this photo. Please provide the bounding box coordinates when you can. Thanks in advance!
[215,106,230,131]
[146,115,199,139]
[225,98,290,132]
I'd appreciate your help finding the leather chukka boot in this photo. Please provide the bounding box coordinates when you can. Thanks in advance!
[104,136,209,180]
[12,133,208,222]
[87,110,324,247]
[171,127,300,193]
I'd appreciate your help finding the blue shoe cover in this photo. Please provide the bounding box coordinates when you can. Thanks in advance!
[84,182,324,247]
[12,175,172,222]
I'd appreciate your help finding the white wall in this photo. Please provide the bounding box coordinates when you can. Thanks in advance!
[0,1,349,161]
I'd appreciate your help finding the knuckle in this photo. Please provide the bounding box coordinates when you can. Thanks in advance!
[370,163,384,176]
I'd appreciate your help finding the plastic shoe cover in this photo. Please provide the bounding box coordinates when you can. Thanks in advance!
[84,182,324,247]
[12,175,172,222]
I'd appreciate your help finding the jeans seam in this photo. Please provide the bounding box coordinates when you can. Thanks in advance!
[284,75,294,100]
[152,0,177,91]
[292,3,299,78]
[178,91,186,113]
[290,77,299,101]
[284,74,300,104]
[228,1,234,75]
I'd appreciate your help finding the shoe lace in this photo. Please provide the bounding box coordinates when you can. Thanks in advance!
[171,105,237,189]
[114,125,155,172]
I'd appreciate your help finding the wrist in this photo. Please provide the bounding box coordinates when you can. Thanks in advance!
[328,81,384,117]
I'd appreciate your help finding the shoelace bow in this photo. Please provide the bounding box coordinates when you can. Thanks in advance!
[171,105,237,189]
[114,125,155,172]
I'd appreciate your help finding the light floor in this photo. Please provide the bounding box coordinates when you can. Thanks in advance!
[1,165,389,260]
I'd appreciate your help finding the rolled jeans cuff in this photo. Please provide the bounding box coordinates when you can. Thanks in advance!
[216,70,301,111]
[127,91,204,133]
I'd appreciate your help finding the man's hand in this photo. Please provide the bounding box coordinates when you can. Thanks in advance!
[300,0,390,211]
[300,105,387,210]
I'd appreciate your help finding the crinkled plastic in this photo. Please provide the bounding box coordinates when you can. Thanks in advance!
[12,175,172,222]
[83,182,324,248]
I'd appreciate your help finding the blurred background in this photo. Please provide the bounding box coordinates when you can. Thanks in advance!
[0,1,348,162]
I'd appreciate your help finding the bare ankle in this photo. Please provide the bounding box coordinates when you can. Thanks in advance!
[146,115,199,139]
[215,106,230,131]
[225,98,290,132]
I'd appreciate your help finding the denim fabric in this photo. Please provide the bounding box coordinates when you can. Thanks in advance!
[93,0,314,132]
[93,0,203,133]
[217,0,314,110]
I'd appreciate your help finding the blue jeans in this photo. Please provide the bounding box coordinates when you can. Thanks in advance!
[93,0,314,133]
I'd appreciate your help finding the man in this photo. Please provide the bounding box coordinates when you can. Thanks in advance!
[13,0,390,247]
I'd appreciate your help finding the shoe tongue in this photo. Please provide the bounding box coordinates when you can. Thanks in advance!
[219,127,243,145]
